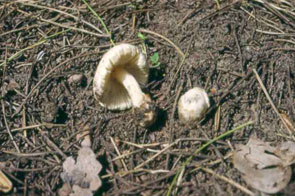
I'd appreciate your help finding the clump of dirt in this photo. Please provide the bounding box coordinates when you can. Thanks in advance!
[1,0,295,195]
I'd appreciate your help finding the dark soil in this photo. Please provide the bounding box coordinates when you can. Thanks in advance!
[1,0,295,195]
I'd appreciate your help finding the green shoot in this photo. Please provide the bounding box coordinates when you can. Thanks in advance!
[81,0,115,46]
[150,52,161,68]
[166,120,254,196]
[138,32,147,41]
[137,32,161,69]
[138,32,147,55]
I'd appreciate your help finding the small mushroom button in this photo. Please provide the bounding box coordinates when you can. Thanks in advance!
[178,87,210,123]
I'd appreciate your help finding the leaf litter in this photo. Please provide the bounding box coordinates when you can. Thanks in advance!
[1,0,295,195]
[233,137,295,194]
[58,135,102,196]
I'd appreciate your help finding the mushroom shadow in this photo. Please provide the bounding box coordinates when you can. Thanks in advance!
[94,153,112,196]
[147,108,168,132]
[200,98,216,126]
[55,107,68,124]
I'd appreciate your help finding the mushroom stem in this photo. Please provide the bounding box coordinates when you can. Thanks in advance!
[113,67,145,108]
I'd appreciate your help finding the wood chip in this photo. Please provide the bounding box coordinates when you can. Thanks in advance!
[0,170,12,193]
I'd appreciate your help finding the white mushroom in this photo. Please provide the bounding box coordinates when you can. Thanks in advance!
[178,87,210,123]
[93,44,156,127]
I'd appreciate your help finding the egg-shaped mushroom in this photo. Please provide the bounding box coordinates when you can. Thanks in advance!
[178,87,210,123]
[93,44,156,127]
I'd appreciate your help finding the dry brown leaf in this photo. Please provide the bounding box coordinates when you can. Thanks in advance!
[58,183,71,196]
[276,141,295,166]
[233,137,294,194]
[59,145,102,196]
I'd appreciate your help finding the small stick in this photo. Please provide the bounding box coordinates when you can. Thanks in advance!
[193,152,232,171]
[241,7,285,34]
[22,108,27,138]
[1,166,55,172]
[1,29,69,67]
[201,167,255,196]
[166,84,183,169]
[233,25,244,73]
[200,128,224,165]
[253,69,293,135]
[102,168,145,179]
[11,123,66,132]
[272,48,295,51]
[139,29,185,58]
[178,8,201,26]
[2,150,57,157]
[1,101,20,153]
[175,167,185,194]
[0,24,39,37]
[112,149,143,161]
[110,137,128,172]
[121,140,161,148]
[37,127,67,160]
[256,29,286,35]
[167,121,254,196]
[169,80,183,123]
[214,105,221,132]
[18,2,105,34]
[108,171,177,196]
[167,35,194,94]
[275,39,295,45]
[135,141,177,169]
[103,168,169,181]
[12,51,94,116]
[38,17,107,38]
[81,0,115,45]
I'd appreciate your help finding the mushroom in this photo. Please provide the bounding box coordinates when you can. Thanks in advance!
[93,44,156,127]
[178,87,210,123]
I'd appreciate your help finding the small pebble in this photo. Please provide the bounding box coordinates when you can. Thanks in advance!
[67,74,84,85]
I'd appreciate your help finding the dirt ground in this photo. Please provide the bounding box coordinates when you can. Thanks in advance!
[1,0,295,195]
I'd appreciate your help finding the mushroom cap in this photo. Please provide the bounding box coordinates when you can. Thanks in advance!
[178,87,210,123]
[93,44,148,110]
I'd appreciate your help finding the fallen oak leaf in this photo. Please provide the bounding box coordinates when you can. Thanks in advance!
[235,138,281,169]
[233,137,294,194]
[275,141,295,166]
[59,131,102,196]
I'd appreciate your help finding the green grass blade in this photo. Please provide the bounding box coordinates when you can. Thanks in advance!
[81,0,115,46]
[166,120,254,196]
[0,29,70,68]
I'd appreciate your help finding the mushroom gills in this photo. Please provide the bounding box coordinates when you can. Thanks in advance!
[112,67,145,108]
